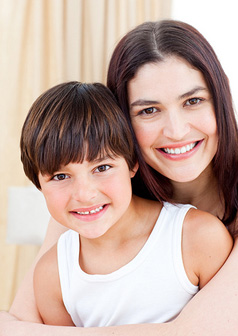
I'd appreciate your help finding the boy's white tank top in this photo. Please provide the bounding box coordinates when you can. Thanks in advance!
[57,202,198,327]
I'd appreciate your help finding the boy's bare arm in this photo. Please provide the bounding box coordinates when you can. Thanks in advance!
[1,220,238,335]
[9,217,67,322]
[34,244,74,326]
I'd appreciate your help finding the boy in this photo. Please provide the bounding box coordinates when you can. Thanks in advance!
[20,81,232,326]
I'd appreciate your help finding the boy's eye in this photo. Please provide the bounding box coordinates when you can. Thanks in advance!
[185,98,203,106]
[52,173,69,181]
[94,165,111,173]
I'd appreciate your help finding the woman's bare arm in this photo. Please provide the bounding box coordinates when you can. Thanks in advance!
[1,222,238,335]
[170,236,238,335]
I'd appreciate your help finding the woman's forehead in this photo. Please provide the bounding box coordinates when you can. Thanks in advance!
[128,57,209,104]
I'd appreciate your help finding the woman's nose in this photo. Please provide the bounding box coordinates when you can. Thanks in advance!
[162,110,190,140]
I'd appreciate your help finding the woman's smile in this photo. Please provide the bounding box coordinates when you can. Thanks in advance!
[128,56,218,183]
[160,141,198,155]
[156,140,203,161]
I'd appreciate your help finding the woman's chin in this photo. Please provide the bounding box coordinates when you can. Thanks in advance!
[159,168,203,184]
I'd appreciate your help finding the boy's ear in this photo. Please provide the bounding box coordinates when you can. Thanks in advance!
[130,162,139,178]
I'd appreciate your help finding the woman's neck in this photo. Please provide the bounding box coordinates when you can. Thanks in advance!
[170,165,224,218]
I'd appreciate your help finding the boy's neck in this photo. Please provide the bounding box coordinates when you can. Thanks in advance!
[80,196,160,248]
[79,196,161,275]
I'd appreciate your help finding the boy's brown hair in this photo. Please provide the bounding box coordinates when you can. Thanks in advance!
[20,81,137,189]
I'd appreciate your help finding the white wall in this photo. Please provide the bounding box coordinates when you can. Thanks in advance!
[171,0,238,114]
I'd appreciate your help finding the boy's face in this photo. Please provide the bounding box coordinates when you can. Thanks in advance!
[38,156,137,240]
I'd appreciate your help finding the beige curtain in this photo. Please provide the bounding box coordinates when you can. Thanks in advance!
[0,0,172,310]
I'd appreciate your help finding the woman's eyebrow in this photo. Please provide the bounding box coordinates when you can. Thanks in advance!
[130,99,160,108]
[179,86,208,100]
[130,86,208,108]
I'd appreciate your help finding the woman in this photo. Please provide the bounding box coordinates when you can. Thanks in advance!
[107,19,238,235]
[1,20,238,335]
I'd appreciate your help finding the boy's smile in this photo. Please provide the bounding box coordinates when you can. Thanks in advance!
[70,204,108,222]
[38,157,137,240]
[73,205,104,215]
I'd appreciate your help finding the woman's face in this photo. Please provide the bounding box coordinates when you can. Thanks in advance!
[128,56,218,183]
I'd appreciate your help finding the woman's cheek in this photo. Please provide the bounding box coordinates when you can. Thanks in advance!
[132,121,146,142]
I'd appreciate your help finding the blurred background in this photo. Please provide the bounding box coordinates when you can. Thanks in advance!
[0,0,237,311]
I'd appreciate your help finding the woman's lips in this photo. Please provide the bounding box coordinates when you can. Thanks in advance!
[156,140,203,160]
[161,141,198,155]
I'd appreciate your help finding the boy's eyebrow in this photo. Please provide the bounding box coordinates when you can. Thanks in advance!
[91,155,116,163]
[130,86,208,108]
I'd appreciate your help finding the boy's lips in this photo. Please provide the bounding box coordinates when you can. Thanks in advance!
[71,204,106,216]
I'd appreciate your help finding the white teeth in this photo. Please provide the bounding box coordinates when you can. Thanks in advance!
[76,206,103,215]
[164,142,196,155]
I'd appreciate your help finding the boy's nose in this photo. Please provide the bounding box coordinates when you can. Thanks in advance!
[72,178,97,202]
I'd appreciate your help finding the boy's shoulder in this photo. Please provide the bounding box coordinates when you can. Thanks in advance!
[34,243,60,302]
[182,208,233,288]
[35,243,58,275]
[183,208,232,244]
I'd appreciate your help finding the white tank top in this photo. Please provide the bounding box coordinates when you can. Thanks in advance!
[57,202,198,327]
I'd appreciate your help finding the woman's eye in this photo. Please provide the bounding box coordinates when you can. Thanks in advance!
[140,107,158,115]
[95,165,111,173]
[52,173,69,181]
[185,98,203,106]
